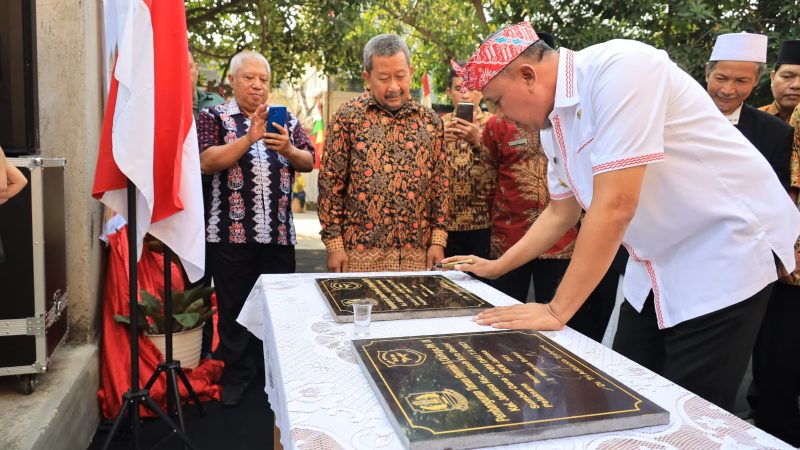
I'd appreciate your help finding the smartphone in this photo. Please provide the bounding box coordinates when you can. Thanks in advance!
[456,102,473,122]
[266,105,287,134]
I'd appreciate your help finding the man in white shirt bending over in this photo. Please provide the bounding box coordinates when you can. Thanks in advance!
[443,22,800,412]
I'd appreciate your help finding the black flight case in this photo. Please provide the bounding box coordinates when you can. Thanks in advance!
[0,157,68,394]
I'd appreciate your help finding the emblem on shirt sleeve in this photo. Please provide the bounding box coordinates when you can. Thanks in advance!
[559,178,568,188]
[577,109,582,120]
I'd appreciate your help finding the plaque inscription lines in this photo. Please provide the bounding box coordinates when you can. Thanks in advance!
[360,332,650,435]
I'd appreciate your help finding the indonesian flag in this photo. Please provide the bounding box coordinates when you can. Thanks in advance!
[92,0,204,282]
[311,97,325,169]
[421,72,432,108]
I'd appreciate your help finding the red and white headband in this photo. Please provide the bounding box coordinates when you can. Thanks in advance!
[460,22,540,92]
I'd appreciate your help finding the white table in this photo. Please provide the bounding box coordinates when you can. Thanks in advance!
[239,271,793,450]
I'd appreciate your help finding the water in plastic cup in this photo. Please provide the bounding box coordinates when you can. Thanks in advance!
[352,298,373,338]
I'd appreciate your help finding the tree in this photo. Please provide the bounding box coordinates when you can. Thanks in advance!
[186,0,365,82]
[186,0,800,105]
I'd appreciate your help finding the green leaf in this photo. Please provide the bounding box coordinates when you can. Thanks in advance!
[139,289,164,318]
[185,299,207,315]
[173,312,201,330]
[178,284,213,311]
[113,314,131,324]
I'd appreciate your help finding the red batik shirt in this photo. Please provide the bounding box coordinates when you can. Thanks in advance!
[483,115,576,259]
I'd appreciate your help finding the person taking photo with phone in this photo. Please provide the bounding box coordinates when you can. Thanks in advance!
[196,50,314,406]
[441,61,493,260]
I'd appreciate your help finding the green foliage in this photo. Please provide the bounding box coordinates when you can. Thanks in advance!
[186,0,800,105]
[186,0,365,83]
[113,285,216,335]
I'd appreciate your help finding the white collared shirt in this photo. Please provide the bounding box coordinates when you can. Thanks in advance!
[540,41,800,328]
[724,103,743,125]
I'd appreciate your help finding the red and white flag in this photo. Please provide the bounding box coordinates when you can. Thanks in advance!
[92,0,204,282]
[421,72,432,108]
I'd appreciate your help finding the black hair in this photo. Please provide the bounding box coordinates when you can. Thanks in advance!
[448,60,467,89]
[519,39,555,62]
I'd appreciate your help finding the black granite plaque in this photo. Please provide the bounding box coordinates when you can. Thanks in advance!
[352,330,669,449]
[316,275,490,323]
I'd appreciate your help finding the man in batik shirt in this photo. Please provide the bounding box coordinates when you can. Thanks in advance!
[318,34,447,272]
[198,50,314,406]
[750,38,800,447]
[750,103,800,447]
[442,62,493,259]
[760,40,800,123]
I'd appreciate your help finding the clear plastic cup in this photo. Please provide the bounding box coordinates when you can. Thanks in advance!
[351,298,374,338]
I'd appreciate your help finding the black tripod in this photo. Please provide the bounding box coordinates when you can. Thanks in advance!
[143,244,205,427]
[101,181,199,450]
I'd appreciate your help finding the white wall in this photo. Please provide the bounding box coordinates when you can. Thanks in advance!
[37,0,105,341]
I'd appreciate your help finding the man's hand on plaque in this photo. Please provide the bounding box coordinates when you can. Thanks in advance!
[439,255,502,279]
[474,303,565,331]
[426,244,445,270]
[327,250,349,273]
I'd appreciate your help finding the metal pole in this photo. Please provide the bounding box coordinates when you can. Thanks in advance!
[126,179,140,447]
[164,247,173,361]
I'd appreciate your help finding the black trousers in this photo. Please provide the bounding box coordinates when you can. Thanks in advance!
[751,282,800,446]
[490,258,568,303]
[186,242,215,357]
[445,228,491,260]
[208,243,295,386]
[489,258,617,342]
[613,284,772,412]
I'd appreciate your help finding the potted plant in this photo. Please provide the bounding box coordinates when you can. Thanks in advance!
[114,284,215,368]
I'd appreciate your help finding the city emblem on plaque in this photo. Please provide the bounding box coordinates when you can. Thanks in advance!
[329,281,363,291]
[378,349,427,368]
[405,389,469,414]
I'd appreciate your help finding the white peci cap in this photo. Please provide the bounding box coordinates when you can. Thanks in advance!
[710,32,768,63]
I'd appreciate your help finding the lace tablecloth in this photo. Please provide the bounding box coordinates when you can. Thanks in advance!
[239,271,793,450]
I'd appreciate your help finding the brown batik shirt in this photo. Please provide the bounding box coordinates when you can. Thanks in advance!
[760,101,793,123]
[778,105,800,286]
[318,92,448,272]
[441,110,493,231]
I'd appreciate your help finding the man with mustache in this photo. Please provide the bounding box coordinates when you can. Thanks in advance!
[761,40,800,123]
[705,32,793,188]
[443,22,800,412]
[749,38,800,447]
[318,34,447,272]
[705,32,797,442]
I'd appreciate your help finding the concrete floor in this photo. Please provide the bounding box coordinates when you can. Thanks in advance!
[0,211,325,450]
[0,343,99,450]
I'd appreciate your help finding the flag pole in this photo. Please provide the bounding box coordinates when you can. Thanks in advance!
[101,181,198,450]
